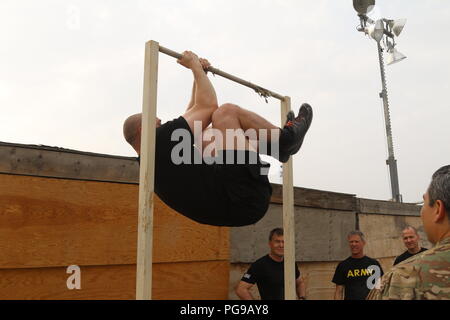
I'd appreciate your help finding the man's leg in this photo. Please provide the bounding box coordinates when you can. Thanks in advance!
[207,104,273,227]
[212,103,280,145]
[210,104,260,152]
[210,103,313,162]
[195,104,278,159]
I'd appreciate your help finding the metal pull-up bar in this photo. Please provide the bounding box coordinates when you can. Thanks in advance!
[159,45,285,101]
[136,40,296,301]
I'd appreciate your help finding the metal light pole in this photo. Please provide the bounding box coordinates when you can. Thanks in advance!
[376,40,401,202]
[353,0,405,202]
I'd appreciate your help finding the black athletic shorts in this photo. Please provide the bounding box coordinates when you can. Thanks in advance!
[143,116,272,227]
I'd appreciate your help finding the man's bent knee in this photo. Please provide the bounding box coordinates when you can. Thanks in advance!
[219,103,241,113]
[212,104,241,125]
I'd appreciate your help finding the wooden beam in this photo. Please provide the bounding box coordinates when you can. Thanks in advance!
[270,184,357,211]
[136,40,159,300]
[280,96,296,300]
[357,198,421,216]
[0,142,139,184]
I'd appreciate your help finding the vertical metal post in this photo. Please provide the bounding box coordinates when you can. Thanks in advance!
[136,40,159,300]
[377,42,402,202]
[280,96,297,300]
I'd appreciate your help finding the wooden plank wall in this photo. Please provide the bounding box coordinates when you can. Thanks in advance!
[0,142,429,300]
[0,173,229,300]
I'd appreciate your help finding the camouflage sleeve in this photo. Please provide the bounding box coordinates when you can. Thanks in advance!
[367,267,418,300]
[366,287,382,300]
[367,238,450,300]
[368,243,450,300]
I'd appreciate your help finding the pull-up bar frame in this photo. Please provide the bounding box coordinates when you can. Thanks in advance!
[159,46,285,101]
[136,40,296,300]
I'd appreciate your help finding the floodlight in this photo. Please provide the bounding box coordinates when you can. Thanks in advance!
[388,19,407,37]
[353,0,376,14]
[366,20,384,42]
[387,47,407,65]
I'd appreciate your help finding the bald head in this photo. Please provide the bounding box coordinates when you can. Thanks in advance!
[123,113,142,152]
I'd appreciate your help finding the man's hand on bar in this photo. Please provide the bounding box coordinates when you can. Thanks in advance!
[177,51,202,71]
[199,58,211,73]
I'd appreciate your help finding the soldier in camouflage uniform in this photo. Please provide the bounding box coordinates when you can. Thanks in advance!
[367,165,450,300]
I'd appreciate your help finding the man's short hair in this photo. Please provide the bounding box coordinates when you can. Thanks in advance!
[347,230,365,242]
[402,226,418,235]
[428,165,450,213]
[269,228,283,241]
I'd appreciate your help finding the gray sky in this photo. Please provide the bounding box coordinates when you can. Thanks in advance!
[1,0,449,203]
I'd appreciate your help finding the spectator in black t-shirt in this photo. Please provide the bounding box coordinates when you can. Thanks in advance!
[235,228,306,300]
[393,226,428,265]
[332,231,384,300]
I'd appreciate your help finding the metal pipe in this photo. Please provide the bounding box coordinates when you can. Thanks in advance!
[159,45,286,101]
[377,42,402,202]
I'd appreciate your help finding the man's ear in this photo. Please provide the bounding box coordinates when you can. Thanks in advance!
[434,200,446,223]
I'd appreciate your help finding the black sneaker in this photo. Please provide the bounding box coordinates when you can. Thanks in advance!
[278,103,313,163]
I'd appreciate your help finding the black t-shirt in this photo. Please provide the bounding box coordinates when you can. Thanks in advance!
[393,247,428,265]
[241,255,300,300]
[332,256,384,300]
[135,117,272,227]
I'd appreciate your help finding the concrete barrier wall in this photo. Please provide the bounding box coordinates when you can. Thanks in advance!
[230,186,431,300]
